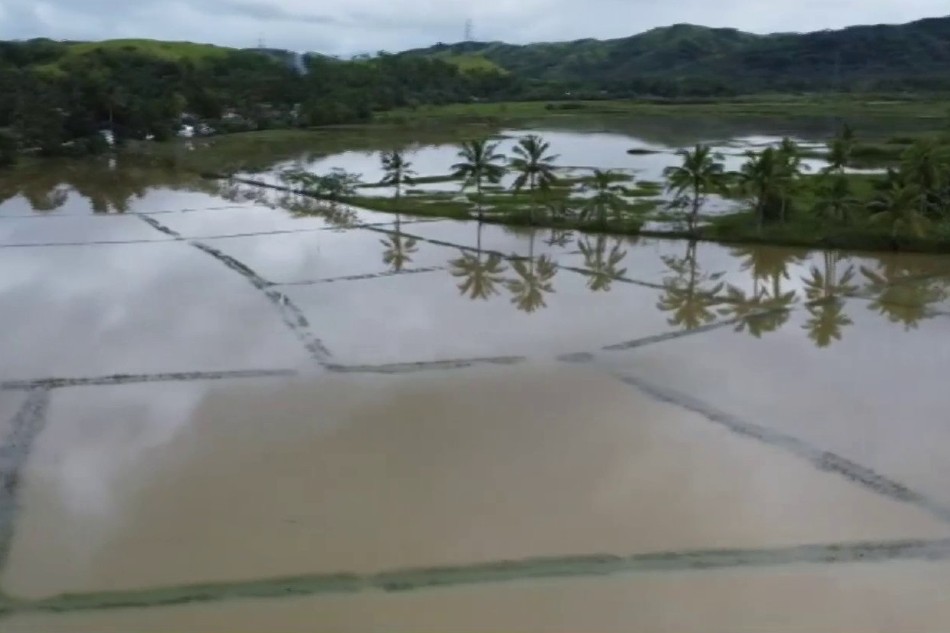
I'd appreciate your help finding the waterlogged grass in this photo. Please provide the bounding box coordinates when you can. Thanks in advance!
[348,196,471,219]
[358,174,462,189]
[67,39,229,61]
[375,97,950,125]
[702,211,950,252]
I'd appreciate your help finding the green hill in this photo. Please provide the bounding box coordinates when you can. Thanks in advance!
[404,16,950,94]
[65,39,230,62]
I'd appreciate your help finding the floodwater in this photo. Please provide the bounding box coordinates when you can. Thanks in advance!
[2,118,950,632]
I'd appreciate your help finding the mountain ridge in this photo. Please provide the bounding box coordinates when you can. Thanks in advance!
[400,15,950,93]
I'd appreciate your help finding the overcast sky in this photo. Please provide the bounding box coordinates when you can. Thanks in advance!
[0,0,945,56]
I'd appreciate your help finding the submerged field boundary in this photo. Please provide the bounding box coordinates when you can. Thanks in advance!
[2,537,949,617]
[131,214,335,365]
[608,370,950,526]
[0,390,50,569]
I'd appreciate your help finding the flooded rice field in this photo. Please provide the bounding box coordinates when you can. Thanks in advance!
[2,118,950,631]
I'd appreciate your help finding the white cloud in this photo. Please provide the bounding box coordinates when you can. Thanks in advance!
[0,0,944,56]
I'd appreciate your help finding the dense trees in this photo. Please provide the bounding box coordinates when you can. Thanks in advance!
[663,144,726,231]
[405,16,950,96]
[0,40,514,162]
[452,139,507,220]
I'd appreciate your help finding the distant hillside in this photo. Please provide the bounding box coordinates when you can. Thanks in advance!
[65,39,231,61]
[403,16,950,94]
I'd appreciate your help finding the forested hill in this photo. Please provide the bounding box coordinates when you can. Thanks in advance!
[403,16,950,95]
[0,38,514,160]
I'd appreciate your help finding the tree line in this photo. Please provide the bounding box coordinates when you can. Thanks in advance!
[0,40,516,163]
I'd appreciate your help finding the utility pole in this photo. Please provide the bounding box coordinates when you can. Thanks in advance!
[464,19,474,42]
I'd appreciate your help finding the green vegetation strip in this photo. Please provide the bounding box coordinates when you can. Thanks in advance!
[3,538,949,616]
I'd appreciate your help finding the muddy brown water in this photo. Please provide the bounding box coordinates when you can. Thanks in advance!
[1,123,950,631]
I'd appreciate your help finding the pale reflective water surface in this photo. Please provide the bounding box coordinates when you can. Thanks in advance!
[2,120,950,632]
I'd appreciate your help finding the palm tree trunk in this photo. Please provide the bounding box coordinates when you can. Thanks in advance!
[690,191,700,233]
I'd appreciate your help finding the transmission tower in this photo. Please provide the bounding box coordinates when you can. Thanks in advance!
[464,19,474,42]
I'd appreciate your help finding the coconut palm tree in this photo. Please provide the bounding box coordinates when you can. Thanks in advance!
[738,148,784,231]
[869,183,929,240]
[824,124,855,175]
[663,144,726,232]
[378,149,419,271]
[449,224,508,300]
[579,169,627,227]
[657,240,726,330]
[901,139,948,217]
[510,135,559,223]
[577,235,627,292]
[380,149,416,212]
[452,139,507,221]
[506,232,558,313]
[775,137,808,224]
[813,173,859,224]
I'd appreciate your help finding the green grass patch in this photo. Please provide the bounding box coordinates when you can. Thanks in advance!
[701,207,950,252]
[373,97,950,126]
[358,173,461,189]
[437,54,507,74]
[347,196,471,219]
[66,39,230,62]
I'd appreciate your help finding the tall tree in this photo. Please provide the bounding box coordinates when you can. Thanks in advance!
[869,182,929,240]
[510,134,559,224]
[824,124,855,175]
[379,149,419,271]
[663,144,726,232]
[900,139,948,218]
[738,148,783,231]
[510,134,559,194]
[452,139,506,221]
[579,169,627,227]
[775,137,808,224]
[813,173,859,224]
[380,148,416,213]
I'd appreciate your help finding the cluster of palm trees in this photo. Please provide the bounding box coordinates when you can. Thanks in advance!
[381,126,950,241]
[668,126,950,240]
[381,136,642,229]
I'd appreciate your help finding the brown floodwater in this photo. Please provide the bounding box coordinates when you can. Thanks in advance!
[2,124,950,631]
